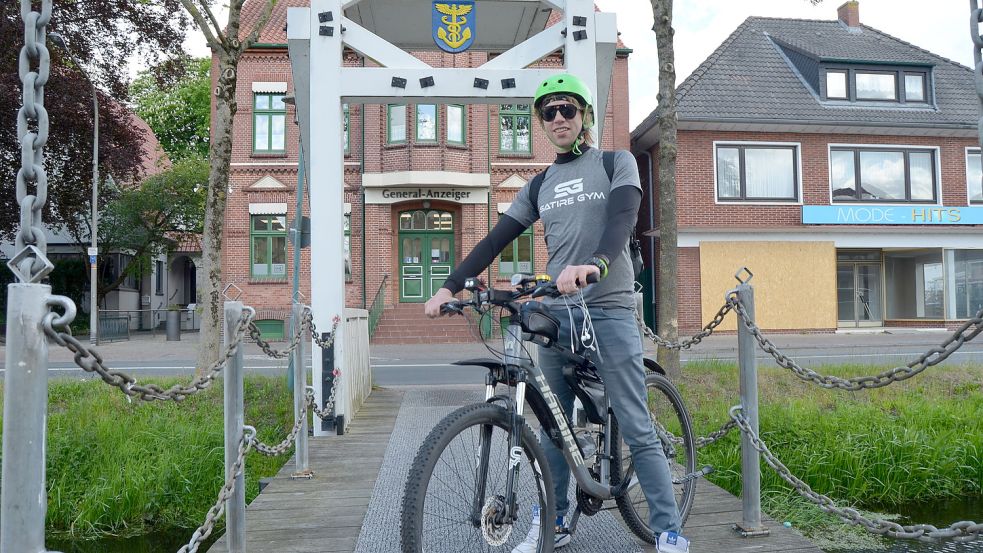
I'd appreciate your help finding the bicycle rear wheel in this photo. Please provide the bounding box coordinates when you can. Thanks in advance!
[400,402,556,552]
[611,372,697,543]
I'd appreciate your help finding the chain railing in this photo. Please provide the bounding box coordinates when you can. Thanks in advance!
[250,306,311,359]
[252,385,339,456]
[729,406,983,543]
[636,300,733,350]
[8,0,55,285]
[731,297,983,391]
[43,306,255,401]
[309,312,342,350]
[177,427,256,553]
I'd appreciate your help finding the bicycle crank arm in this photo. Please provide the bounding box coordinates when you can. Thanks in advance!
[674,465,714,485]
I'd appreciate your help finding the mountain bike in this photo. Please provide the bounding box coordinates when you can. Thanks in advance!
[400,274,705,552]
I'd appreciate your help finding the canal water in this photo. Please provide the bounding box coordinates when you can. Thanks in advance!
[47,530,217,553]
[836,498,983,553]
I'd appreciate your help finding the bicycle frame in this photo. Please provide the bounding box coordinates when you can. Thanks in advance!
[471,320,625,525]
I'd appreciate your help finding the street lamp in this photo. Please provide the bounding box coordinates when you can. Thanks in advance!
[50,33,99,345]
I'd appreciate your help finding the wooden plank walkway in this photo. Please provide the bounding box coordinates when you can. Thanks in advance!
[209,386,823,553]
[208,387,405,553]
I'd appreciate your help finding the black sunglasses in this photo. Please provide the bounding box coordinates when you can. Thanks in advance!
[540,103,580,122]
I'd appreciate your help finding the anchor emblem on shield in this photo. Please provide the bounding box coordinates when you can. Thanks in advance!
[432,1,475,53]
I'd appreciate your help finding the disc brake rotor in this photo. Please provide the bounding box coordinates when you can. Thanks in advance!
[480,495,513,546]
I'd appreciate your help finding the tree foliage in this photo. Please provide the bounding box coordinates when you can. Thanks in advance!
[97,157,207,300]
[131,57,211,162]
[0,1,189,242]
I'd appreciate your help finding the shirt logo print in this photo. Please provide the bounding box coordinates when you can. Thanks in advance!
[553,178,584,199]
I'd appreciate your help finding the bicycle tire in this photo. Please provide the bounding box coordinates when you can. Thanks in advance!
[400,402,556,553]
[611,372,697,543]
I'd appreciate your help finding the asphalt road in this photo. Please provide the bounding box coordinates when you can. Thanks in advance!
[4,328,981,385]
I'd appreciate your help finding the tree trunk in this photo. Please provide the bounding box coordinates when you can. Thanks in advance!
[196,54,239,373]
[652,0,680,377]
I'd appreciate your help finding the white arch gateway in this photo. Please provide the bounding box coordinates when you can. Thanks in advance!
[287,0,617,436]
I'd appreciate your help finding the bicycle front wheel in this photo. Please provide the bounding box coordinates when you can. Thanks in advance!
[400,402,556,553]
[611,372,697,542]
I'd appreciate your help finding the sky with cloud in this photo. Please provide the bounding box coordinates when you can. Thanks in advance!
[178,1,977,132]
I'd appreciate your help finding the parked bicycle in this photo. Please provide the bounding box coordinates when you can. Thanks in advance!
[400,274,706,552]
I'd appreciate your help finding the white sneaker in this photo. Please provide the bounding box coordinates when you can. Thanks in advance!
[656,531,690,553]
[510,505,572,552]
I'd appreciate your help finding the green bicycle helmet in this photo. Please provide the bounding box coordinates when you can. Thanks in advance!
[534,73,593,111]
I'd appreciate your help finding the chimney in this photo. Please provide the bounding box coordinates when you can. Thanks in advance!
[837,1,860,27]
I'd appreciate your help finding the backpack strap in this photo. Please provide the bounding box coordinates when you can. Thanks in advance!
[529,169,548,218]
[602,150,615,183]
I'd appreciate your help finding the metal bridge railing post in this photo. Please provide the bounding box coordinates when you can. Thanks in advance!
[293,303,311,476]
[734,281,769,537]
[1,283,51,553]
[224,301,246,552]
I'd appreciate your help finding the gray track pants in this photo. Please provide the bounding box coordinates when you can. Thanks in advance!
[537,305,682,534]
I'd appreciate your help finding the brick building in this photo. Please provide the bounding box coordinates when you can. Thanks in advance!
[632,1,982,334]
[230,1,631,341]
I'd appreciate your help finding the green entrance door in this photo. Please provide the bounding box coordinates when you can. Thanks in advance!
[398,210,455,302]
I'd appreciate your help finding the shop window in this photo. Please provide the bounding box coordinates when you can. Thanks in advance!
[416,104,437,142]
[447,104,465,145]
[253,93,286,153]
[388,104,407,144]
[500,104,531,153]
[500,227,533,276]
[884,250,944,319]
[946,250,983,319]
[830,147,937,203]
[967,149,982,204]
[251,215,287,280]
[715,144,798,202]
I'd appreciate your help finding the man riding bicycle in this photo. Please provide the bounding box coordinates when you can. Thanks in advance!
[424,72,689,553]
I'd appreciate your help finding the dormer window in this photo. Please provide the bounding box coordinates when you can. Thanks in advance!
[822,65,930,104]
[855,71,896,100]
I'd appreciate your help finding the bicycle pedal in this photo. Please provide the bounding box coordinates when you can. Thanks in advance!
[674,465,714,485]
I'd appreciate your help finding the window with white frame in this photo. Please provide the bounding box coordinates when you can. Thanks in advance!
[253,93,286,153]
[251,215,287,279]
[822,66,930,104]
[967,149,982,204]
[387,104,407,144]
[715,144,798,202]
[447,104,465,145]
[830,147,936,203]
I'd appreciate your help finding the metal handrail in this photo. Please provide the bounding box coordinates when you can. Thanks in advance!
[367,274,389,338]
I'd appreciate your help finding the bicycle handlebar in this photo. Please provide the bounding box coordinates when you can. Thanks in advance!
[440,272,599,316]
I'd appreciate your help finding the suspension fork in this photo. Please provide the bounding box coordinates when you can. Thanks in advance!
[470,371,499,526]
[501,370,529,523]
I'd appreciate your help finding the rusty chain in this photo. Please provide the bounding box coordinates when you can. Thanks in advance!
[43,306,254,401]
[732,296,983,391]
[730,406,982,542]
[249,306,311,359]
[636,301,733,351]
[177,426,256,553]
[309,313,342,350]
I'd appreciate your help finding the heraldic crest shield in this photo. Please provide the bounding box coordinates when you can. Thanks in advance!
[432,1,475,53]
